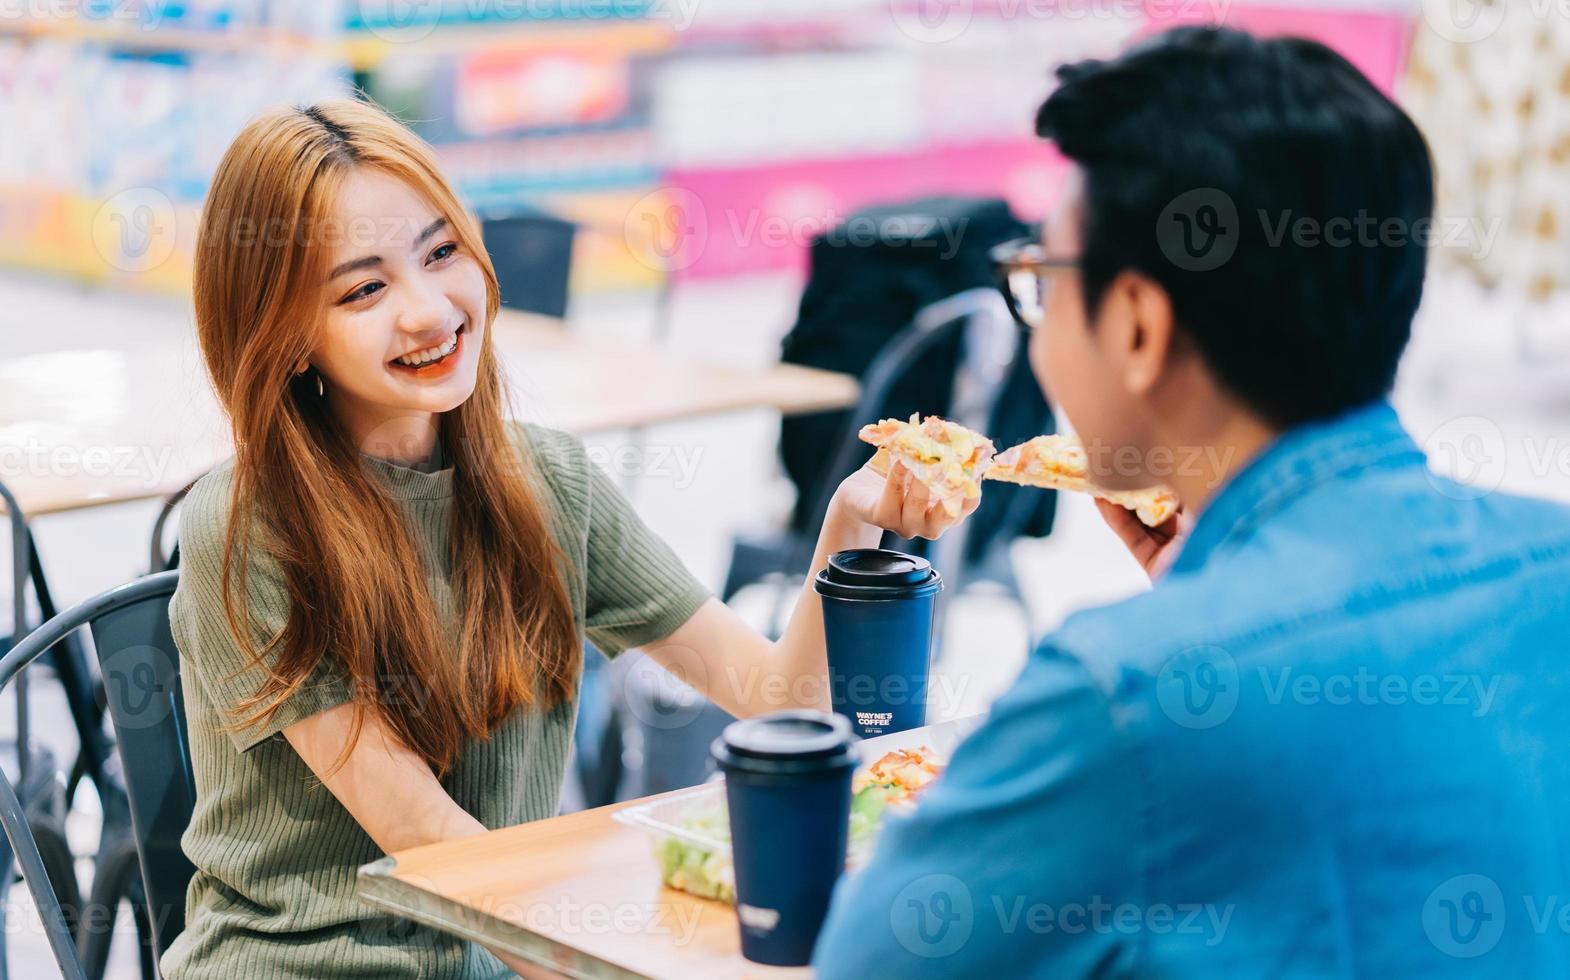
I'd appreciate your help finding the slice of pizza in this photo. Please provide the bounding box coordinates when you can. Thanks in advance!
[985,434,1180,527]
[852,747,946,805]
[857,414,996,517]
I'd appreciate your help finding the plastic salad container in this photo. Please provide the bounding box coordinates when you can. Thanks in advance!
[614,714,984,904]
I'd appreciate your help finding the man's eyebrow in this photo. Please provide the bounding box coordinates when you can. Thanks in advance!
[326,217,448,282]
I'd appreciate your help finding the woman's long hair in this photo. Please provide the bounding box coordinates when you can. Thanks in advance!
[192,99,579,776]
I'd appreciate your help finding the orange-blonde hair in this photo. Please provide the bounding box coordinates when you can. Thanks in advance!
[192,98,578,775]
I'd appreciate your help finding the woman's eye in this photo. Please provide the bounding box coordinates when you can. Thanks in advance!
[428,242,458,264]
[342,281,384,304]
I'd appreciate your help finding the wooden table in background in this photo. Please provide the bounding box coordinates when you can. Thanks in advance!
[0,309,858,518]
[358,792,807,980]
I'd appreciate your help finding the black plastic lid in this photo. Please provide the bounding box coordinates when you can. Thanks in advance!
[712,710,857,776]
[813,548,942,601]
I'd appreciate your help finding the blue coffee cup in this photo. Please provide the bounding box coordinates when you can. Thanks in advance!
[712,710,857,966]
[814,549,943,738]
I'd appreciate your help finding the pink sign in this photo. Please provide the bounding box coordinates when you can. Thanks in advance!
[1140,2,1410,94]
[667,139,1069,281]
[664,6,1411,281]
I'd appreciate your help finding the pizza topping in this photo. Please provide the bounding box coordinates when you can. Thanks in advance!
[986,434,1179,527]
[858,414,997,516]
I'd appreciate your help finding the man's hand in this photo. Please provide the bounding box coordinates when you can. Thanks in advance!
[1095,497,1190,581]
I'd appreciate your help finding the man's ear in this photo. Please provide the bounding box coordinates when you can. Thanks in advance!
[1098,270,1175,397]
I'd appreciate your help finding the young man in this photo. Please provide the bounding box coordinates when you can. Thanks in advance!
[813,26,1570,977]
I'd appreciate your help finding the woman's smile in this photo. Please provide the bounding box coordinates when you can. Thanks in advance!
[388,320,466,379]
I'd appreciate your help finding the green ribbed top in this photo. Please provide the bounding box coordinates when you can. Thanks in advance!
[161,423,710,980]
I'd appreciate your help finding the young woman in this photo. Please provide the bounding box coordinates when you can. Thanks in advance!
[165,99,975,979]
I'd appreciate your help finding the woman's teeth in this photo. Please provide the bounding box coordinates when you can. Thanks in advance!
[395,332,459,367]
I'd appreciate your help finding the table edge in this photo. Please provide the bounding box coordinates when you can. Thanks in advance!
[357,856,650,980]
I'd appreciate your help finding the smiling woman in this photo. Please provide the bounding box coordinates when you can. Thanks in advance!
[168,97,981,980]
[174,99,592,980]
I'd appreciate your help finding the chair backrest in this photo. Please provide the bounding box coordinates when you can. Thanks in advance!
[480,210,576,319]
[149,479,198,573]
[86,572,195,960]
[0,571,194,974]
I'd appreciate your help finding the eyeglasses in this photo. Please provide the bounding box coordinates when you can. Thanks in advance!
[990,236,1079,332]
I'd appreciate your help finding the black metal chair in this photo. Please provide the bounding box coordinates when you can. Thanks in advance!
[148,481,198,575]
[0,481,114,980]
[0,571,192,979]
[481,210,577,320]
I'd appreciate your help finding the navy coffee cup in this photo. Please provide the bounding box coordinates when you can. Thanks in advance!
[814,549,942,737]
[712,710,857,966]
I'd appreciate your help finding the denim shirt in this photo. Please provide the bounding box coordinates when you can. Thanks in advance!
[813,401,1570,978]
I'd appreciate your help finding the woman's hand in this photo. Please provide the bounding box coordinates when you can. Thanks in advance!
[831,459,981,541]
[1095,498,1191,581]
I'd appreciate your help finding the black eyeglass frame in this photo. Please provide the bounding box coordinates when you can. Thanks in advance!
[989,236,1080,332]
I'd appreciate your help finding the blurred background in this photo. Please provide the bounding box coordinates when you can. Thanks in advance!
[2,0,1570,975]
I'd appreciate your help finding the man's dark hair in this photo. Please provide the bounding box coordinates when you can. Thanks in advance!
[1035,27,1434,427]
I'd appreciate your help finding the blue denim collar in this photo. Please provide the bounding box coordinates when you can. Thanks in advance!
[1169,401,1425,575]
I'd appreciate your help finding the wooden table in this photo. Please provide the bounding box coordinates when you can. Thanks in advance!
[358,792,805,980]
[356,718,984,979]
[0,309,858,518]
